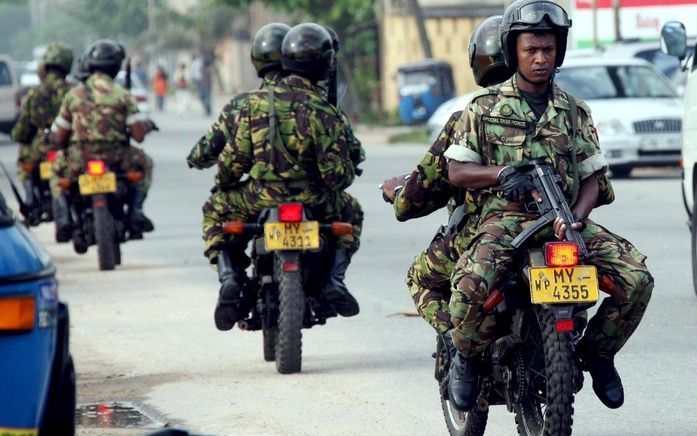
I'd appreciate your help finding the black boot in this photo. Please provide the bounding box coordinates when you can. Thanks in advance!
[214,251,250,331]
[53,195,72,243]
[128,189,154,233]
[445,331,480,412]
[584,355,624,409]
[323,249,359,317]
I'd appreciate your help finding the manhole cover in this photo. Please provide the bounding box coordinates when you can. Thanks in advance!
[76,402,165,429]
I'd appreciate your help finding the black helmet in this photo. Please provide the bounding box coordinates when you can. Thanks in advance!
[84,39,125,78]
[251,22,291,78]
[469,15,514,87]
[500,0,571,69]
[281,23,335,82]
[75,51,90,82]
[325,27,340,53]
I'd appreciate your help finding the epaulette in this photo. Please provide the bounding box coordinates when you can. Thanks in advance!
[469,86,499,104]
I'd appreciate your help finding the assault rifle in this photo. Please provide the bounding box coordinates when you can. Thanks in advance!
[510,159,589,259]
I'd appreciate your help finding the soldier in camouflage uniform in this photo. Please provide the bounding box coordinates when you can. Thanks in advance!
[50,39,157,241]
[208,23,360,331]
[11,42,73,225]
[443,0,653,412]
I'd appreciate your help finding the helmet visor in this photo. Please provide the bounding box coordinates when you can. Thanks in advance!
[515,2,570,28]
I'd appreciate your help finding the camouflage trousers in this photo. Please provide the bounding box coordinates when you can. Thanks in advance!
[50,144,154,197]
[202,180,363,263]
[450,214,654,359]
[405,229,471,334]
[16,141,56,182]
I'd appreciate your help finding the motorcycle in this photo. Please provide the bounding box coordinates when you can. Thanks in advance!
[21,149,59,227]
[436,160,622,436]
[223,202,353,374]
[58,159,144,271]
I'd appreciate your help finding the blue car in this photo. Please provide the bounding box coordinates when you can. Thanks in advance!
[0,192,75,435]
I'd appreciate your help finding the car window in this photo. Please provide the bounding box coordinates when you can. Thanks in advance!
[556,66,617,99]
[615,65,677,98]
[636,48,681,79]
[0,62,12,86]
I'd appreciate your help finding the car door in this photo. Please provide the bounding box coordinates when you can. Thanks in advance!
[0,58,19,123]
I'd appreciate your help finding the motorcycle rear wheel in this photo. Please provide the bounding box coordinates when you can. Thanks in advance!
[94,200,118,271]
[514,308,575,436]
[440,396,488,436]
[274,254,304,374]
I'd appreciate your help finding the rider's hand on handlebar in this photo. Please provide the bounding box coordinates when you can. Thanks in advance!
[380,174,408,204]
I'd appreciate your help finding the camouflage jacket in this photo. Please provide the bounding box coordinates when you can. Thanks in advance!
[52,72,144,149]
[188,73,280,169]
[216,74,355,192]
[444,75,611,221]
[11,72,71,149]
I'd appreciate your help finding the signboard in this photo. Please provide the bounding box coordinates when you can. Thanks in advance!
[572,0,697,47]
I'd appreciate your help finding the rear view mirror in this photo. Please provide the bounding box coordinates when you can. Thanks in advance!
[660,21,687,60]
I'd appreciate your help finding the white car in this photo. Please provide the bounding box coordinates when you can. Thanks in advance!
[0,54,20,134]
[556,57,682,177]
[115,70,149,115]
[426,92,475,144]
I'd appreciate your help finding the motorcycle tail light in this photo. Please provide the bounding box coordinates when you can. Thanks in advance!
[47,150,58,162]
[0,296,35,331]
[21,163,35,172]
[57,178,72,189]
[223,220,246,234]
[555,319,575,333]
[279,203,303,222]
[331,222,352,236]
[87,160,106,176]
[283,261,299,272]
[544,242,578,267]
[126,171,144,182]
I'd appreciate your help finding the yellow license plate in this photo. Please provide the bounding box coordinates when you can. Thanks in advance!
[529,265,599,304]
[39,161,53,180]
[78,172,117,195]
[264,221,320,251]
[0,427,38,436]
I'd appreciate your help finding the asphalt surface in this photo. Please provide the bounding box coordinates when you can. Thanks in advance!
[0,110,696,436]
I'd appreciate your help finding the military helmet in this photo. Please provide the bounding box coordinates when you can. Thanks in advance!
[281,23,335,82]
[83,39,126,77]
[75,51,90,82]
[251,22,291,78]
[325,26,340,53]
[469,15,514,87]
[41,42,74,74]
[500,0,571,68]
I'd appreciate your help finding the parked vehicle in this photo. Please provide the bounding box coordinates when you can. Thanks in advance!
[426,92,476,144]
[600,38,695,95]
[223,202,353,374]
[61,159,144,270]
[0,54,21,134]
[0,192,75,435]
[436,160,618,436]
[660,21,697,296]
[397,59,455,126]
[555,57,682,177]
[115,70,149,115]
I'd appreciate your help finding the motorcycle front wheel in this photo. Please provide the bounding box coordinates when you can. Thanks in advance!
[514,308,575,436]
[274,254,304,374]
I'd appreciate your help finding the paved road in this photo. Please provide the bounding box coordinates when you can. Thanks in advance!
[1,112,695,436]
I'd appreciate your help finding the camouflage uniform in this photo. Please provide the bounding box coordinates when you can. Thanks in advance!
[444,76,654,359]
[11,72,72,181]
[50,72,152,196]
[204,74,359,262]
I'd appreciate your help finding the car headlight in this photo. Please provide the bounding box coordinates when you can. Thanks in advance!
[596,119,626,136]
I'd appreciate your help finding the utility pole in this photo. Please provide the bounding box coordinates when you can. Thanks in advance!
[592,0,598,48]
[406,0,432,58]
[613,0,622,41]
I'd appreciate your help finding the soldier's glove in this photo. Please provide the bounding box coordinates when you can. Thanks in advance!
[497,166,534,201]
